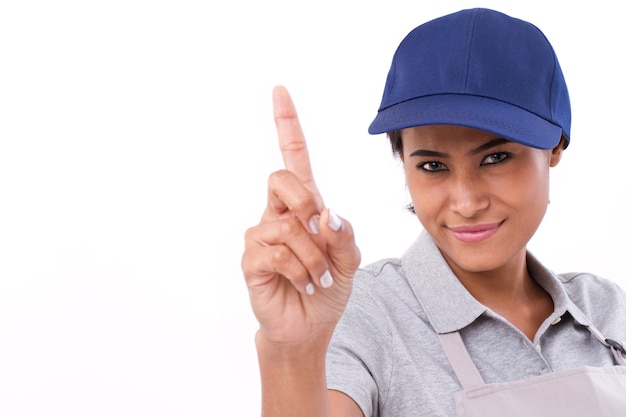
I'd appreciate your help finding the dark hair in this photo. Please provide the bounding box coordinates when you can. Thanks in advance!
[388,130,403,158]
[387,129,416,214]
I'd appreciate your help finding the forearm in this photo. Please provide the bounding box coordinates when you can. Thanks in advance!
[256,330,333,417]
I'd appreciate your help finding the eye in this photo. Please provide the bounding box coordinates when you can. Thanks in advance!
[417,161,448,172]
[482,152,510,165]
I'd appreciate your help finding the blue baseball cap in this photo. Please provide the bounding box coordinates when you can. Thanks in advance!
[368,8,571,149]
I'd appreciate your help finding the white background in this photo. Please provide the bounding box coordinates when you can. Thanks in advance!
[0,1,624,415]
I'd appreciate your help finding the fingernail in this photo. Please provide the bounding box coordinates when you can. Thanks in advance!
[320,270,333,288]
[309,215,321,234]
[305,282,315,295]
[328,209,342,232]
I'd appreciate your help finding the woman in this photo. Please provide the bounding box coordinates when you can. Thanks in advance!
[241,8,626,417]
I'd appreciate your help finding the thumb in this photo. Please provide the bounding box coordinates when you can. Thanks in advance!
[319,208,361,281]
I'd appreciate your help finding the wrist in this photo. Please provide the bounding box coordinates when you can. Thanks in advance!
[255,327,332,366]
[255,329,333,417]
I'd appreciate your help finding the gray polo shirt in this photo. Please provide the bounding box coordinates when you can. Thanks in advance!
[326,232,626,417]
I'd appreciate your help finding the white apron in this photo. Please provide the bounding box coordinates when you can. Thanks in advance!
[438,312,626,417]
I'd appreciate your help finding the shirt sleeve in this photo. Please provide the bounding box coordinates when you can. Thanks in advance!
[326,274,394,417]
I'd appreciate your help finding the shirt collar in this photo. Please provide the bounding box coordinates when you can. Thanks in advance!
[526,251,592,326]
[400,231,590,334]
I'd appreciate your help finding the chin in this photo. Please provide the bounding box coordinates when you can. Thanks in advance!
[438,238,524,275]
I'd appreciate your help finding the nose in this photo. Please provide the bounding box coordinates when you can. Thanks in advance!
[448,173,489,218]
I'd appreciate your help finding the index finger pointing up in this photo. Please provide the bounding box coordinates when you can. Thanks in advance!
[273,85,324,208]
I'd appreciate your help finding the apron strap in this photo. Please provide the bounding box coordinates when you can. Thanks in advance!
[438,317,625,390]
[568,303,626,366]
[438,304,625,390]
[437,332,485,389]
[583,323,626,366]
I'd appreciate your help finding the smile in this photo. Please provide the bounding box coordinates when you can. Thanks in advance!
[447,222,503,243]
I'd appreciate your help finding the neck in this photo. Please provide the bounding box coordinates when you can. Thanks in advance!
[448,251,554,340]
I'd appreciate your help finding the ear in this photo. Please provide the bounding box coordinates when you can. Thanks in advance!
[549,135,567,167]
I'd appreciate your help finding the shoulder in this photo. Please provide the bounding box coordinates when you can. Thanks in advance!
[527,251,626,322]
[350,231,443,297]
[355,257,405,287]
[350,257,416,313]
[558,272,626,335]
[340,257,409,323]
[558,271,626,303]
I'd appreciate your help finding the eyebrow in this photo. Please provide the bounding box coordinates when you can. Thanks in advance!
[408,138,510,158]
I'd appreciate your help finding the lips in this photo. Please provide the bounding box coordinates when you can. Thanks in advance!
[447,222,503,243]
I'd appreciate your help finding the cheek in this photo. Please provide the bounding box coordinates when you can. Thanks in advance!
[500,160,551,218]
[523,157,551,198]
[404,171,444,222]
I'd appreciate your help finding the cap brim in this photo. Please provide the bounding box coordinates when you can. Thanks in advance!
[368,94,564,149]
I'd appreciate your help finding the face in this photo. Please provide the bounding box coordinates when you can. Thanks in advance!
[401,125,564,278]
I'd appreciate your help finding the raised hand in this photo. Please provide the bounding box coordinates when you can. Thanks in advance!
[241,86,361,348]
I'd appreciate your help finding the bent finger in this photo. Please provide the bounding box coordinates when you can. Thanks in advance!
[245,217,331,290]
[264,169,322,234]
[245,244,313,295]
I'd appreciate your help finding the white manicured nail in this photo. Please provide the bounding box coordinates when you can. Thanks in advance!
[309,215,321,234]
[305,282,315,295]
[328,209,342,232]
[320,270,333,288]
